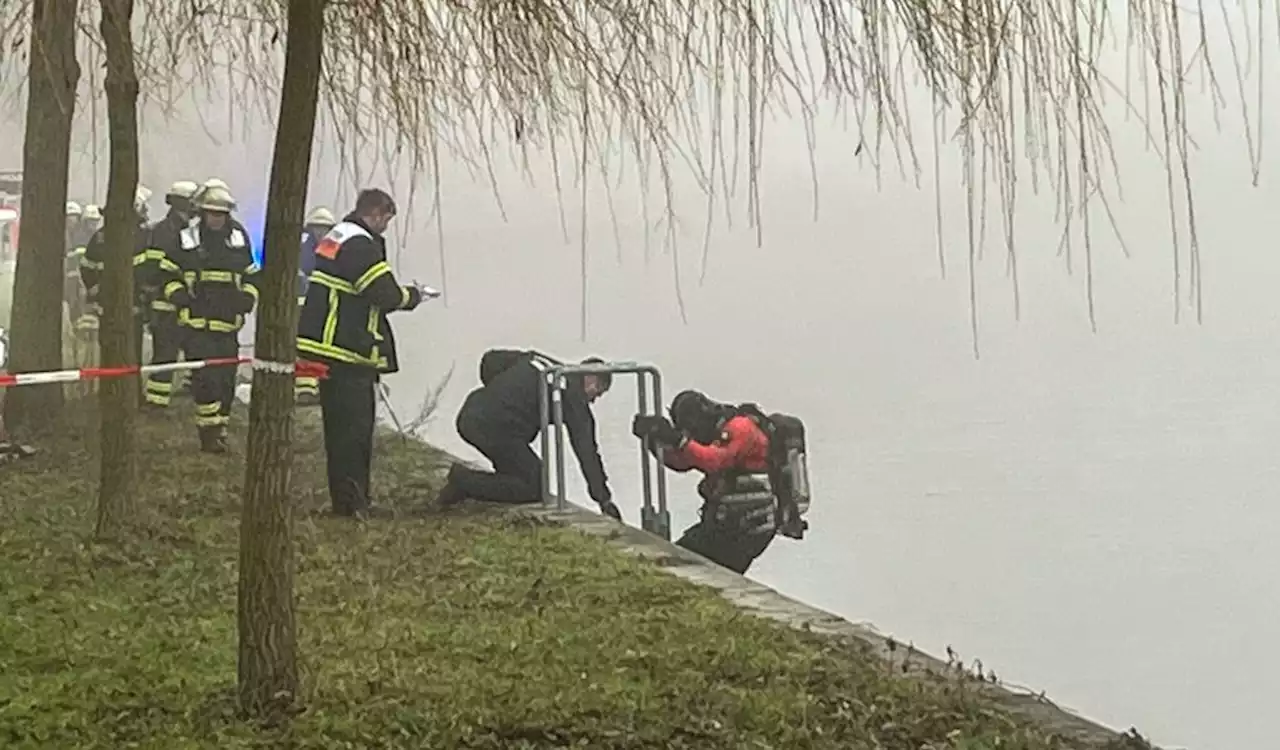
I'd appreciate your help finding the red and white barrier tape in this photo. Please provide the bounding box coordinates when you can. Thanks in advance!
[0,357,327,388]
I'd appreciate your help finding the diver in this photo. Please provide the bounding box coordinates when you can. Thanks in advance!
[435,348,621,519]
[633,389,811,574]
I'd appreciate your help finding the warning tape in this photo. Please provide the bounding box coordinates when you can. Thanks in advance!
[0,357,328,389]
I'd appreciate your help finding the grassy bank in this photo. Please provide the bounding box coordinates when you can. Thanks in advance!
[0,406,1142,749]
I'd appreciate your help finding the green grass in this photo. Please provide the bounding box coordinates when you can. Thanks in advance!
[0,406,1147,749]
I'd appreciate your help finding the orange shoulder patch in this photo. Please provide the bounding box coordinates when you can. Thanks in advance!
[315,237,340,260]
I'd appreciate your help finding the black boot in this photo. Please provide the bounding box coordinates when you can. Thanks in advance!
[435,465,467,508]
[199,426,229,454]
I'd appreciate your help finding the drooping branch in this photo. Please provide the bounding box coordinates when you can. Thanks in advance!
[0,0,1266,333]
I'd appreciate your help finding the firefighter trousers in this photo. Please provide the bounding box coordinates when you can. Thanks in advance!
[144,313,183,407]
[293,297,320,401]
[186,331,239,429]
[319,371,378,515]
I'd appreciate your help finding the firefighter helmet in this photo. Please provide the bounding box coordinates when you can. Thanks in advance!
[66,201,83,217]
[305,206,335,227]
[192,178,229,205]
[196,186,237,213]
[83,204,102,221]
[166,180,199,202]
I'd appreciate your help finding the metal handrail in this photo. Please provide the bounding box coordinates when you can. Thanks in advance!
[537,359,671,540]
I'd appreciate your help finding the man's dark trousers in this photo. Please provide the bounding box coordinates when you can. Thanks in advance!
[320,371,377,515]
[450,412,542,504]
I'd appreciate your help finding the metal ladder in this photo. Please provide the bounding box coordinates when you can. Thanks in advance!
[536,357,671,540]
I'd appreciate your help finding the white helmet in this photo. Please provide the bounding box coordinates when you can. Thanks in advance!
[66,201,83,217]
[305,206,335,227]
[134,185,152,212]
[83,204,102,221]
[196,185,237,214]
[192,178,229,205]
[166,180,199,201]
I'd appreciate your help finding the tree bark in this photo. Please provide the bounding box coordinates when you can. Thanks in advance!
[5,0,79,431]
[94,0,140,542]
[237,0,324,718]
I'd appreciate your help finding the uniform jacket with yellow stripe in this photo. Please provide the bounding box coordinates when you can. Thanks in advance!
[160,221,259,334]
[132,210,188,315]
[297,216,422,375]
[78,222,148,296]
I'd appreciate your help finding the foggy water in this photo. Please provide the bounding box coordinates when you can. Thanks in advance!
[8,17,1280,750]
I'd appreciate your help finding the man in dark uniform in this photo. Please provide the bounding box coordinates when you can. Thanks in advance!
[435,348,621,519]
[157,185,259,453]
[634,389,809,574]
[137,180,198,409]
[79,187,153,361]
[297,188,430,518]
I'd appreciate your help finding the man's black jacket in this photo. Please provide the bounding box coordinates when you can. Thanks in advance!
[462,350,610,503]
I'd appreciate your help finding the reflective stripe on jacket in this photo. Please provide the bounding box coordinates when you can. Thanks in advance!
[296,218,421,374]
[162,223,258,334]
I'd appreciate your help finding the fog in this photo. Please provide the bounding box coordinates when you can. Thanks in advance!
[5,8,1280,748]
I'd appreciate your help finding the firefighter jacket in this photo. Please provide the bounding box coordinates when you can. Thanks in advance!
[296,226,324,304]
[161,221,259,334]
[79,222,149,309]
[296,216,422,375]
[135,210,188,315]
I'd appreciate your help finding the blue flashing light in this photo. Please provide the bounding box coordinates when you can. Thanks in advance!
[240,203,266,268]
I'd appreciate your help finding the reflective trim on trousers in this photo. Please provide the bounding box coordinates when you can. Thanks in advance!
[195,402,228,427]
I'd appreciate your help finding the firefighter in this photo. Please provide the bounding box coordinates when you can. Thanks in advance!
[294,206,335,405]
[82,204,103,234]
[634,389,811,575]
[137,180,199,409]
[434,349,618,517]
[78,187,152,349]
[159,185,258,453]
[297,188,430,517]
[64,201,91,331]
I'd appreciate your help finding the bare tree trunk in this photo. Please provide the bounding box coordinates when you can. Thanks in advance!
[94,0,140,542]
[237,0,324,718]
[5,0,79,431]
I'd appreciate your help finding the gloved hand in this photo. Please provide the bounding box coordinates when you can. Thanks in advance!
[650,420,685,447]
[631,414,669,439]
[598,499,622,521]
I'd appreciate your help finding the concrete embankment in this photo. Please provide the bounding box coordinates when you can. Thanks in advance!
[518,498,1147,748]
